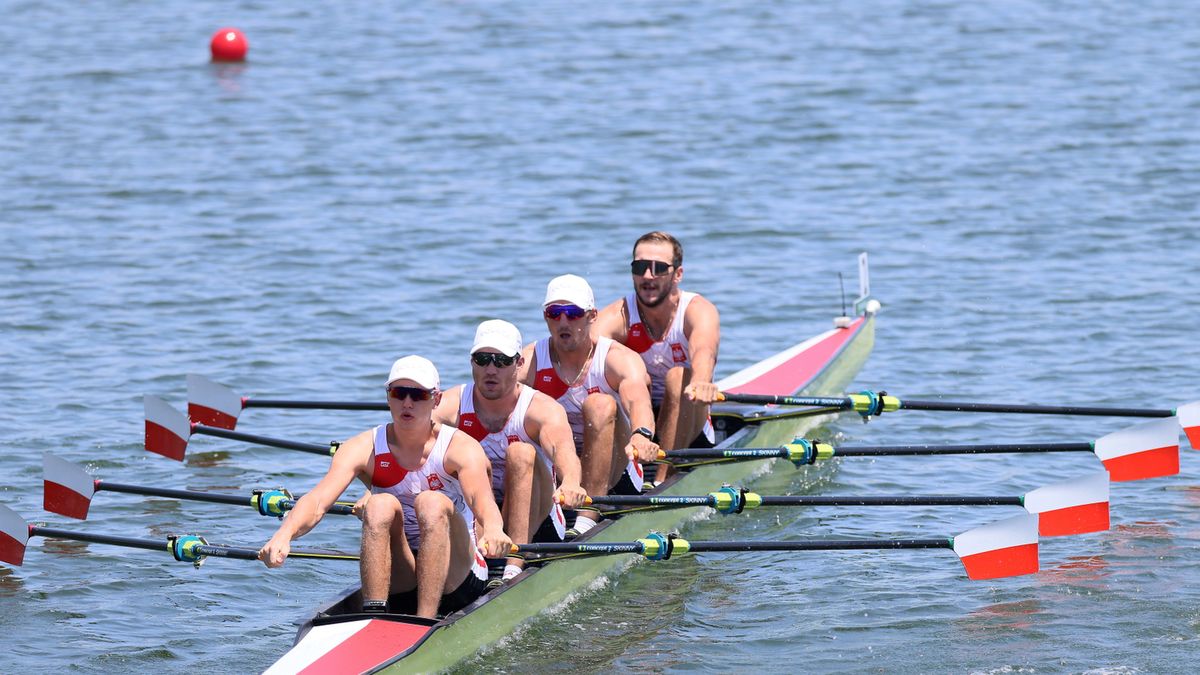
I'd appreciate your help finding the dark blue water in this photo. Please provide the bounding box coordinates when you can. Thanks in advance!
[3,1,1199,672]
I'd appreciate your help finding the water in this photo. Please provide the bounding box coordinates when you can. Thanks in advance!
[3,0,1199,672]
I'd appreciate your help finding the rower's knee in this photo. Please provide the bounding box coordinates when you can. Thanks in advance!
[361,493,401,533]
[505,441,537,469]
[413,490,454,530]
[582,392,617,425]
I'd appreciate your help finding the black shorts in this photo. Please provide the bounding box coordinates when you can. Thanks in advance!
[386,571,488,616]
[494,496,565,543]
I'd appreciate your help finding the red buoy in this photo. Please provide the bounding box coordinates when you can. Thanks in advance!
[210,27,248,62]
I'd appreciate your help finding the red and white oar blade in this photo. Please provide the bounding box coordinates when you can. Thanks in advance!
[145,395,191,461]
[952,513,1039,580]
[1176,401,1200,451]
[1022,472,1109,537]
[0,503,30,566]
[187,374,243,430]
[1093,417,1179,481]
[43,453,97,520]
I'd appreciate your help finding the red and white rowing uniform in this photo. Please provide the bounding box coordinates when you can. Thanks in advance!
[533,337,643,491]
[455,383,565,538]
[624,291,715,443]
[369,423,487,582]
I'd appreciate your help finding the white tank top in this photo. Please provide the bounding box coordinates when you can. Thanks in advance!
[625,291,696,404]
[456,383,565,537]
[369,423,487,581]
[533,336,643,492]
[625,291,715,444]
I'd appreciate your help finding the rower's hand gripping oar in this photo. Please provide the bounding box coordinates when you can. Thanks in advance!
[515,513,1040,581]
[0,503,357,568]
[716,391,1200,450]
[188,374,386,430]
[663,417,1181,481]
[145,395,341,461]
[584,472,1109,537]
[42,453,355,520]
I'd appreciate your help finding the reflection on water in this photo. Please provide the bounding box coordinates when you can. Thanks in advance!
[208,62,247,94]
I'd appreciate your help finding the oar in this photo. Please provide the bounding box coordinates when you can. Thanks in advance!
[584,472,1109,537]
[0,503,357,568]
[145,395,339,461]
[188,374,386,430]
[717,392,1200,449]
[662,417,1180,481]
[42,453,355,520]
[515,514,1039,580]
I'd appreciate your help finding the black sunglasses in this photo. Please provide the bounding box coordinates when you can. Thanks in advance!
[387,385,433,402]
[630,259,674,276]
[471,352,518,368]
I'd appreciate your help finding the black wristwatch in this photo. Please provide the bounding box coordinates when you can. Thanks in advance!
[632,426,655,440]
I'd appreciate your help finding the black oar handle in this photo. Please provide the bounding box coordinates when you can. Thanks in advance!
[99,481,252,507]
[191,425,334,456]
[245,399,387,411]
[834,442,1093,456]
[898,399,1171,417]
[685,539,951,552]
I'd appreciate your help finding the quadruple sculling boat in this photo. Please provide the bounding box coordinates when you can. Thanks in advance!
[265,274,880,673]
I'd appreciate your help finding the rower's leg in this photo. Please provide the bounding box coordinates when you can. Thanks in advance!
[412,490,471,618]
[580,392,618,496]
[502,441,538,569]
[360,493,416,607]
[654,366,687,483]
[672,367,708,451]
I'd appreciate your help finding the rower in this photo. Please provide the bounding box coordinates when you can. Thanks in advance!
[595,231,720,485]
[258,355,511,618]
[518,274,660,536]
[434,320,586,585]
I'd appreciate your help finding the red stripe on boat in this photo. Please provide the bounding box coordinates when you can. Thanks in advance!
[960,542,1039,580]
[188,403,239,430]
[0,530,26,566]
[1037,501,1109,537]
[145,421,188,461]
[1184,425,1200,451]
[1102,444,1178,481]
[44,481,92,519]
[726,317,862,395]
[298,620,433,674]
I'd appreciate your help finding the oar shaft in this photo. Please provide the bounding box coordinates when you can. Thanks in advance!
[244,399,387,411]
[99,481,252,507]
[834,442,1093,456]
[719,393,850,408]
[30,526,166,553]
[28,527,357,561]
[687,539,951,552]
[897,399,1171,417]
[192,425,334,456]
[665,448,787,460]
[759,495,1023,507]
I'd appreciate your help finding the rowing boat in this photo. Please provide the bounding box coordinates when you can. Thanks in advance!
[266,293,880,673]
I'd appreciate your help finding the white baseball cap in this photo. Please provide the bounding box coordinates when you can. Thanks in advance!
[471,319,523,357]
[543,274,595,311]
[385,355,440,390]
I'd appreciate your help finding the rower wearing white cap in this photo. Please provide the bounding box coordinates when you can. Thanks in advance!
[596,231,720,484]
[435,320,586,584]
[258,355,511,619]
[518,274,660,536]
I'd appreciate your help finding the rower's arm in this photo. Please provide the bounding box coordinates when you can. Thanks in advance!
[527,392,586,507]
[683,296,721,403]
[516,342,537,386]
[594,297,629,343]
[607,344,661,463]
[259,429,369,566]
[445,431,512,557]
[432,384,463,426]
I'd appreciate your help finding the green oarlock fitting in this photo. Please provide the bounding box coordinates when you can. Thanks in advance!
[742,492,763,509]
[785,439,813,465]
[253,488,294,518]
[710,486,743,514]
[169,535,208,568]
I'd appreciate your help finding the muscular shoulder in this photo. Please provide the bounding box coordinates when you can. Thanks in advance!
[525,388,569,422]
[683,293,720,335]
[517,342,539,383]
[443,425,487,473]
[433,384,465,424]
[595,297,629,341]
[331,426,379,474]
[604,340,650,382]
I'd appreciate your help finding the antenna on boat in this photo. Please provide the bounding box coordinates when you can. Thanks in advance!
[834,272,852,328]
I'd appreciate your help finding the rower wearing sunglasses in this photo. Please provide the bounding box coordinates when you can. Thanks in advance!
[258,355,511,619]
[519,274,660,536]
[434,320,586,585]
[596,231,720,485]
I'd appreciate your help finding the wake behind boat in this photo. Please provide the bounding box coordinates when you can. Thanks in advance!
[265,293,880,673]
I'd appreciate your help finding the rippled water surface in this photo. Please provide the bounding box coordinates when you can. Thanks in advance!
[3,1,1199,673]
